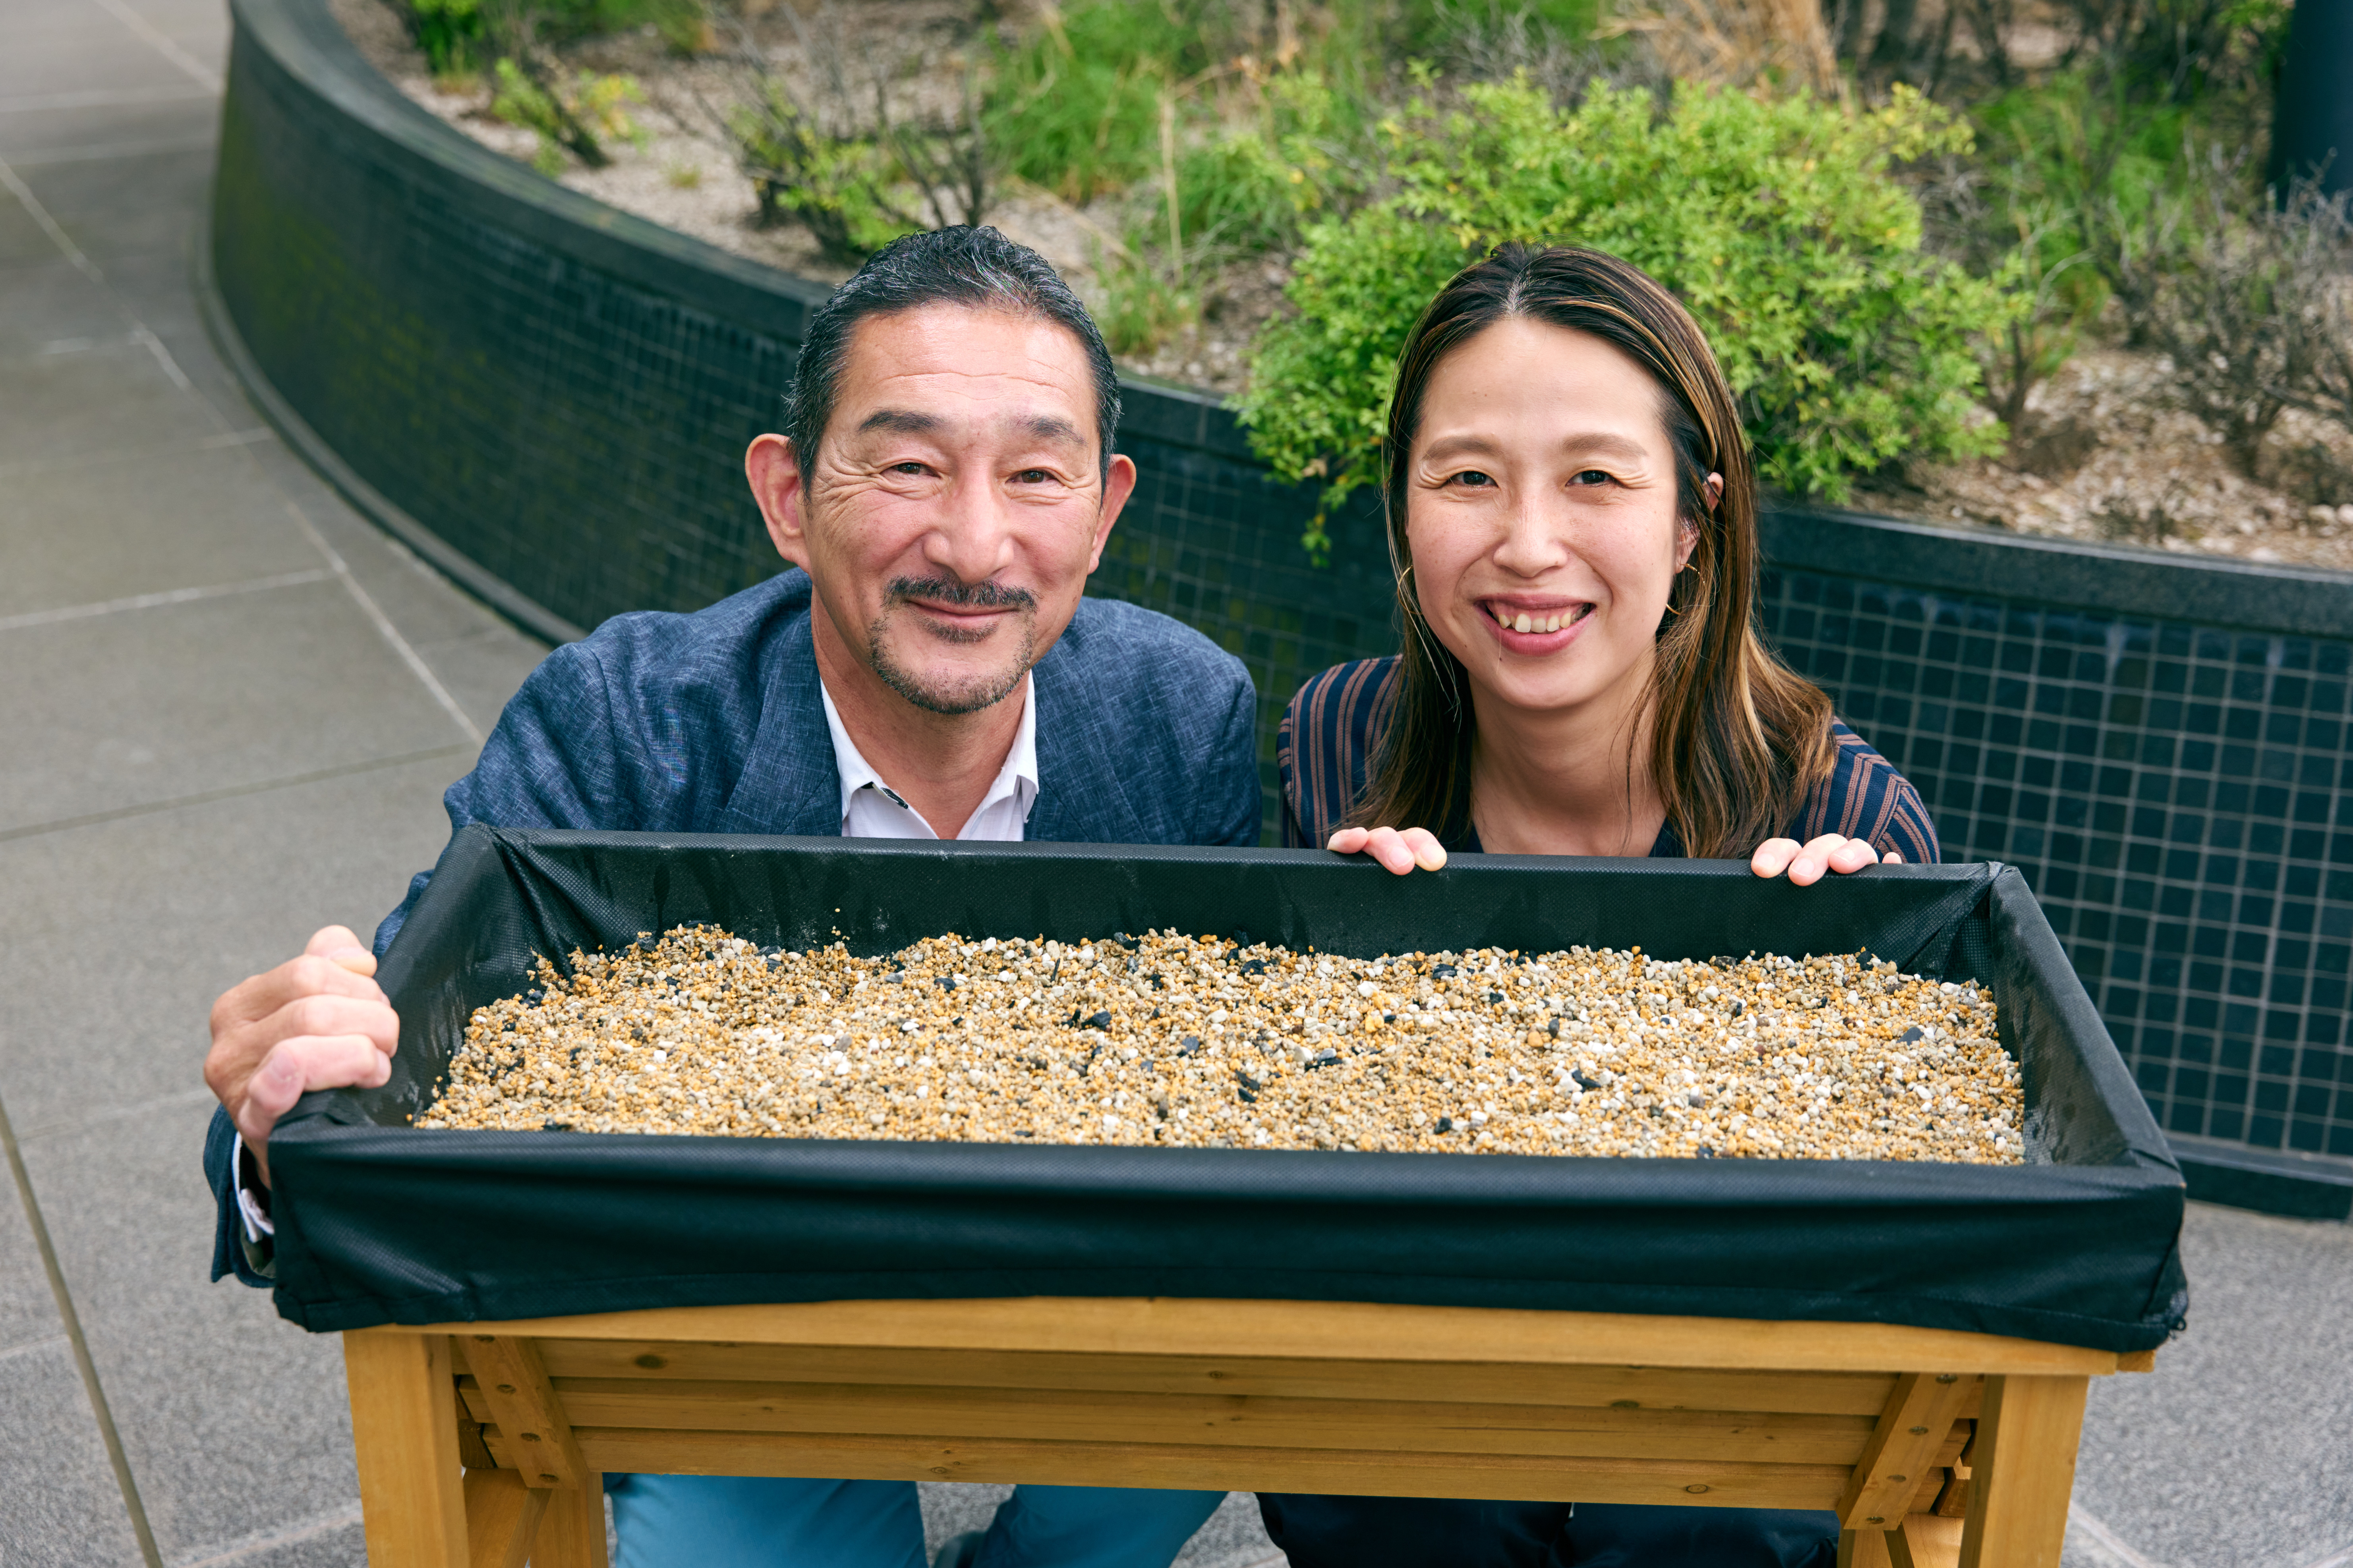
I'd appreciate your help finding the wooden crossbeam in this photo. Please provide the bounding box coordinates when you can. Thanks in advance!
[1889,1512,1965,1568]
[1837,1374,1977,1529]
[462,1336,590,1491]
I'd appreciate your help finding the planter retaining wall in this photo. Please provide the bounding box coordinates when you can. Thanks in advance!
[207,0,2353,1199]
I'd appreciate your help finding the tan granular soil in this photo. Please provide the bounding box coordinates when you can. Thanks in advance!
[417,926,2025,1163]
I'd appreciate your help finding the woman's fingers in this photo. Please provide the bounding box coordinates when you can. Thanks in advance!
[1755,834,1889,885]
[1327,826,1449,875]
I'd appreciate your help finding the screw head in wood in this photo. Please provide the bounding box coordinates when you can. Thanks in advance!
[1685,1485,1709,1494]
[1867,1516,1885,1525]
[1909,1425,1930,1434]
[1934,1373,1959,1383]
[498,1383,517,1394]
[540,1473,558,1483]
[1889,1475,1907,1483]
[520,1431,542,1442]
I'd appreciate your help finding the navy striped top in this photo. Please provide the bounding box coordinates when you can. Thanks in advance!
[1277,657,1941,863]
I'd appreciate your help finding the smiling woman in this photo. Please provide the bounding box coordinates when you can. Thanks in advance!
[1280,244,1939,888]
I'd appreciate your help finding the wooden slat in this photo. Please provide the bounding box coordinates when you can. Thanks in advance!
[456,1406,499,1472]
[1932,1471,1972,1518]
[1836,1527,1893,1568]
[532,1476,609,1568]
[462,1336,589,1491]
[2116,1349,2157,1373]
[344,1333,467,1568]
[1837,1375,1977,1529]
[1889,1512,1965,1568]
[484,1426,1848,1508]
[381,1300,2131,1376]
[534,1340,1905,1416]
[464,1379,1875,1465]
[1961,1375,2088,1568]
[462,1469,547,1568]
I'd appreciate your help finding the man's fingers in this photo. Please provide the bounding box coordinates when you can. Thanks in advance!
[1750,838,1800,878]
[233,1035,391,1148]
[305,924,378,978]
[218,951,387,1031]
[265,993,400,1056]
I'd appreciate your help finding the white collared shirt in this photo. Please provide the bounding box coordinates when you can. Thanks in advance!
[819,672,1038,842]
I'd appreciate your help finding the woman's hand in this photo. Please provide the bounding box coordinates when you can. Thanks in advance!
[1751,834,1901,886]
[1328,825,1450,876]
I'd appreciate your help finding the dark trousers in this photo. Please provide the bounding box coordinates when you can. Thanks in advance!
[1256,1494,1840,1568]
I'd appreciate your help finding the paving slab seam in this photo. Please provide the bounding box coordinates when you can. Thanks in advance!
[0,428,271,481]
[0,568,335,633]
[12,1087,218,1148]
[276,497,484,743]
[168,1505,363,1568]
[0,1091,165,1567]
[0,742,474,844]
[0,85,218,113]
[2071,1507,2171,1568]
[77,0,225,90]
[0,1332,71,1366]
[4,134,221,166]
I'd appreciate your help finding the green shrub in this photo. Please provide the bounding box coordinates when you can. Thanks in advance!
[984,0,1209,203]
[1239,79,2019,557]
[491,58,647,173]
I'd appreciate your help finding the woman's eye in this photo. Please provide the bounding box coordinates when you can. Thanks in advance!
[1448,470,1496,489]
[1568,469,1613,487]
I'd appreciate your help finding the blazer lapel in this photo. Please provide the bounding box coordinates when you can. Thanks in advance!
[715,601,842,838]
[1027,647,1149,846]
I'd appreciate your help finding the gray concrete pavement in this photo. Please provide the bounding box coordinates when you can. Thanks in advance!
[0,0,2345,1562]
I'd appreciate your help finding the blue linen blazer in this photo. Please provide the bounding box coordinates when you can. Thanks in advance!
[206,569,1261,1286]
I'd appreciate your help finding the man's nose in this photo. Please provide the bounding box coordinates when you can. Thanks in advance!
[924,471,1019,584]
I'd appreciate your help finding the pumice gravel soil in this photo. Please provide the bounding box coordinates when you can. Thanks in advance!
[417,925,2025,1162]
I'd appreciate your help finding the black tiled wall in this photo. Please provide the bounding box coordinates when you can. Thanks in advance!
[1760,574,2353,1160]
[218,0,2353,1166]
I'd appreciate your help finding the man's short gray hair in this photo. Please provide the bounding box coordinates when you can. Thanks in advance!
[785,226,1122,479]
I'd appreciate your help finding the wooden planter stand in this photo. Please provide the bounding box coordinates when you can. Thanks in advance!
[342,1298,2152,1568]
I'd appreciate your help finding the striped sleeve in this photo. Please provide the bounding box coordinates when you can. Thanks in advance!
[1787,722,1942,864]
[1278,658,1403,848]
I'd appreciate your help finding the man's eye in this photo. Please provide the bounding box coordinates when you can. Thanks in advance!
[1449,470,1496,488]
[1011,468,1057,484]
[889,462,929,477]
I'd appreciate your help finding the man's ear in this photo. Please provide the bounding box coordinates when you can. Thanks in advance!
[746,434,809,569]
[1087,454,1138,573]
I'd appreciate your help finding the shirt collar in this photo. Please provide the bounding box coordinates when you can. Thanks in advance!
[817,672,1038,835]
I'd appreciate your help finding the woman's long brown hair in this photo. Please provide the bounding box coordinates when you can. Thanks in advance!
[1347,243,1837,857]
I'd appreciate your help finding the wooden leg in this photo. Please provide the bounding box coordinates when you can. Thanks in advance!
[344,1333,468,1568]
[1838,1528,1896,1568]
[466,1470,551,1568]
[1959,1374,2088,1568]
[1889,1512,1965,1568]
[532,1472,609,1568]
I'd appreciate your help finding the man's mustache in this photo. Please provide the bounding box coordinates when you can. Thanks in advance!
[888,576,1036,611]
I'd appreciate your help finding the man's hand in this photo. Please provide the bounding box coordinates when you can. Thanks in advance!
[1750,834,1901,886]
[205,926,398,1187]
[1327,825,1450,875]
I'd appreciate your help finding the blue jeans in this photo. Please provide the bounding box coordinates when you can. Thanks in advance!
[607,1475,1225,1568]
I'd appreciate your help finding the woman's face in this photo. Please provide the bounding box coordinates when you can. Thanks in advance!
[1404,317,1700,724]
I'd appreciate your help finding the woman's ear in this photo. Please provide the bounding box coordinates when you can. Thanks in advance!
[1677,472,1722,570]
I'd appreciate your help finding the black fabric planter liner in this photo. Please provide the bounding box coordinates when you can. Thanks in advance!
[269,827,2187,1349]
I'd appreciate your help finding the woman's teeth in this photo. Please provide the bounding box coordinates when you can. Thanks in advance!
[1500,608,1579,634]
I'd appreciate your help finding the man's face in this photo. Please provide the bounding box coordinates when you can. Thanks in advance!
[748,303,1135,715]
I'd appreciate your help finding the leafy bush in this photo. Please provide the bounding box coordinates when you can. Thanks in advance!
[1239,79,2018,555]
[491,58,646,174]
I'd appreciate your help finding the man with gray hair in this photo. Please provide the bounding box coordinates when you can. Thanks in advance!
[201,226,1259,1567]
